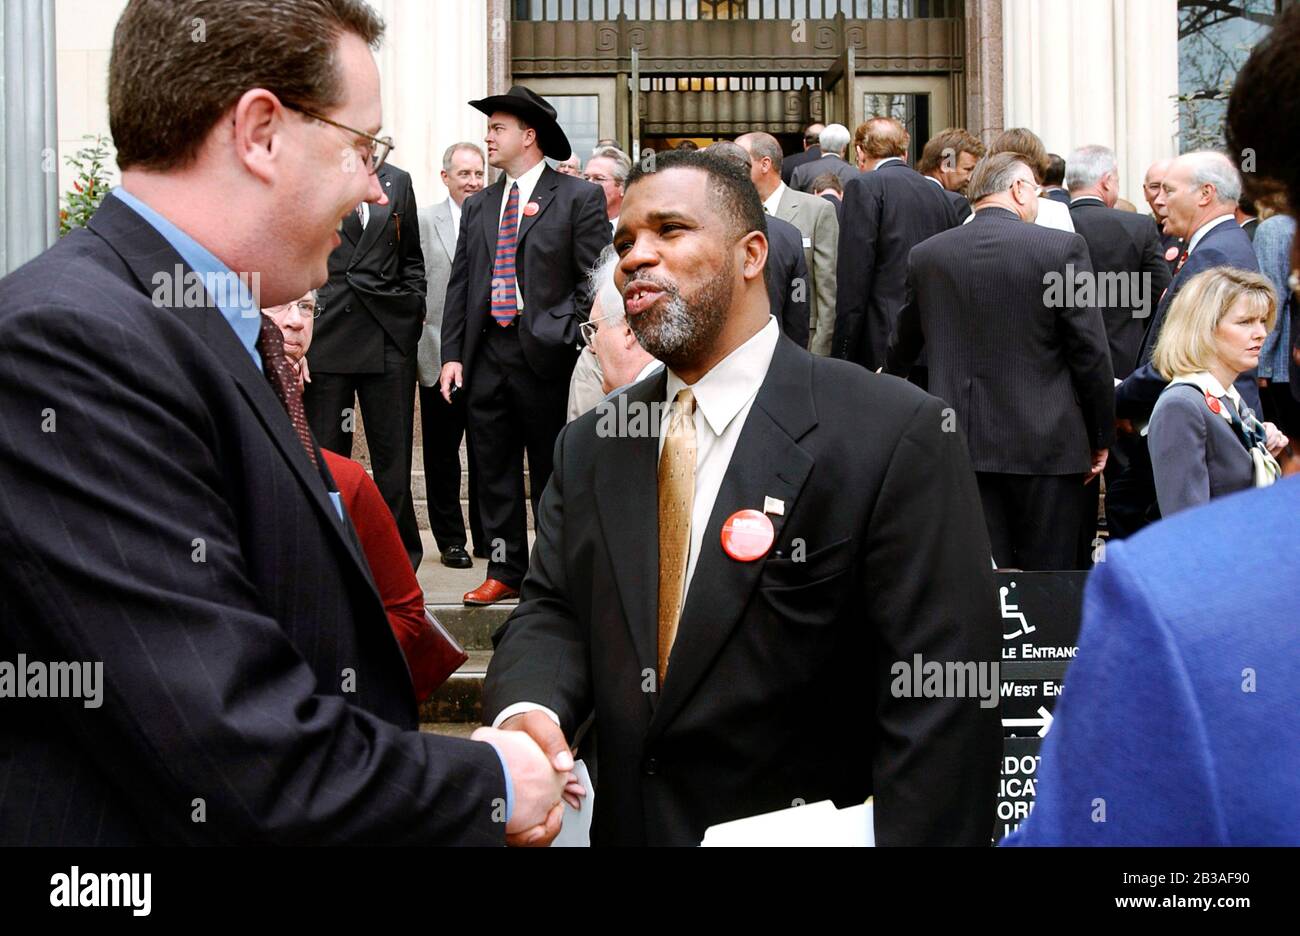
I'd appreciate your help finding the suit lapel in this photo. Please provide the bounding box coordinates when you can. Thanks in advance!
[87,196,376,585]
[647,338,818,741]
[435,199,458,262]
[482,179,507,256]
[776,187,801,227]
[593,373,666,709]
[351,167,395,266]
[515,165,559,247]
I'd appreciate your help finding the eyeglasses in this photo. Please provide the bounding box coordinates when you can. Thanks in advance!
[294,299,321,319]
[285,103,394,175]
[1012,177,1044,198]
[580,313,616,347]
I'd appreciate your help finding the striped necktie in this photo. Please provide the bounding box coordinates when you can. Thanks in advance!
[491,183,521,326]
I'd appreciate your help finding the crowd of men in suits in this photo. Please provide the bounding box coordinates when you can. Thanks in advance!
[347,102,1284,598]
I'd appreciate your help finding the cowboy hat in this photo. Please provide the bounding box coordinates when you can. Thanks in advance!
[469,85,572,161]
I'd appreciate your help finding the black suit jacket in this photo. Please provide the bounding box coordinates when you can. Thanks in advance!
[312,163,427,373]
[482,336,1002,846]
[1118,218,1263,419]
[781,144,821,186]
[1068,198,1172,379]
[0,194,505,845]
[765,214,812,348]
[885,207,1115,475]
[441,165,611,382]
[833,161,958,369]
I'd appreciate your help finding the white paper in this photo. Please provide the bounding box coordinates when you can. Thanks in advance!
[701,798,874,847]
[550,759,594,848]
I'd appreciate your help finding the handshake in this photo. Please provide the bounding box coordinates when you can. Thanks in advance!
[473,711,587,846]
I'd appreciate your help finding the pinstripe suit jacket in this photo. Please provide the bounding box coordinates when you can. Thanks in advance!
[0,195,504,845]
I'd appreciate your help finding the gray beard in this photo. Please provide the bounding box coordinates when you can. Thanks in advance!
[627,261,733,372]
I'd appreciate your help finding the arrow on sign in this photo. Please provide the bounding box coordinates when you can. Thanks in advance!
[1001,706,1054,738]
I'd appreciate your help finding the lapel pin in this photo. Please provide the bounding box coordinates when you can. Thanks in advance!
[721,509,775,562]
[763,496,785,517]
[1164,246,1179,262]
[523,201,541,217]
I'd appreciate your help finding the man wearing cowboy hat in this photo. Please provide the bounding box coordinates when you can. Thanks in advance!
[440,85,611,606]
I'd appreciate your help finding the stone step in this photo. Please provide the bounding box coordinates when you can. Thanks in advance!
[419,722,479,739]
[428,603,514,652]
[420,649,491,725]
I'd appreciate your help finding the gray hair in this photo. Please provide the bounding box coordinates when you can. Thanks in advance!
[442,142,484,172]
[738,132,784,175]
[1065,144,1117,192]
[820,123,850,158]
[587,245,624,325]
[1182,150,1243,204]
[966,153,1033,204]
[589,146,632,186]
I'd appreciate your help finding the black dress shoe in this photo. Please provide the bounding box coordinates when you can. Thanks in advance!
[440,545,473,569]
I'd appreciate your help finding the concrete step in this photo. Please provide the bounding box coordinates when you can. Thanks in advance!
[428,604,514,652]
[419,722,479,739]
[420,649,491,725]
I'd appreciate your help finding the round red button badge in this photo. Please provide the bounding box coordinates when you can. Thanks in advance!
[1164,246,1180,262]
[523,201,540,217]
[1205,391,1222,415]
[721,509,775,562]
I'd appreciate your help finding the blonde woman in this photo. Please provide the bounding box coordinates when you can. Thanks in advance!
[1149,267,1290,517]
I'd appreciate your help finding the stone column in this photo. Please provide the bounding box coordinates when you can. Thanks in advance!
[372,0,490,205]
[3,0,60,275]
[1002,0,1178,206]
[965,0,1004,143]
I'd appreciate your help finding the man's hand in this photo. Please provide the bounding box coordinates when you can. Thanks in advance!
[497,711,587,846]
[439,362,464,404]
[1115,418,1135,436]
[471,725,567,842]
[1085,448,1108,484]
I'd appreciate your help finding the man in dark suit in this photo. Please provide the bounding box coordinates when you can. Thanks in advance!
[790,123,861,193]
[917,127,985,224]
[305,160,426,570]
[0,0,566,846]
[417,142,486,569]
[833,117,958,372]
[885,153,1114,570]
[1110,151,1263,537]
[1065,144,1172,562]
[780,122,823,186]
[708,141,810,348]
[1065,145,1172,380]
[1143,157,1184,274]
[481,149,1002,847]
[439,86,611,606]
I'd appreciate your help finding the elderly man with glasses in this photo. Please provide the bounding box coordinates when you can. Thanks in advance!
[567,247,662,422]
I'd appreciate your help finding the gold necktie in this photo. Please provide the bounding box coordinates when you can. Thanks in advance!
[657,388,697,685]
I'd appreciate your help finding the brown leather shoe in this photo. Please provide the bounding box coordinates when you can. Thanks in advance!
[463,578,520,606]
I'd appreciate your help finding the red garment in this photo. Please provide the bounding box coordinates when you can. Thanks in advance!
[322,451,437,703]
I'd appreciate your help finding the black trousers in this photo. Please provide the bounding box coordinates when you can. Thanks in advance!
[467,324,569,588]
[1261,380,1300,438]
[418,383,483,555]
[1105,432,1158,541]
[976,472,1091,571]
[304,336,422,569]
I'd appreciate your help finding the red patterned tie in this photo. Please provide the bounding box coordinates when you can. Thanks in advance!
[491,183,521,326]
[255,314,318,467]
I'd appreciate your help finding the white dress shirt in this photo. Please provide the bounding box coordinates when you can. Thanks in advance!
[493,316,781,730]
[449,197,462,237]
[1034,196,1075,233]
[762,183,787,216]
[497,159,548,311]
[1187,213,1236,255]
